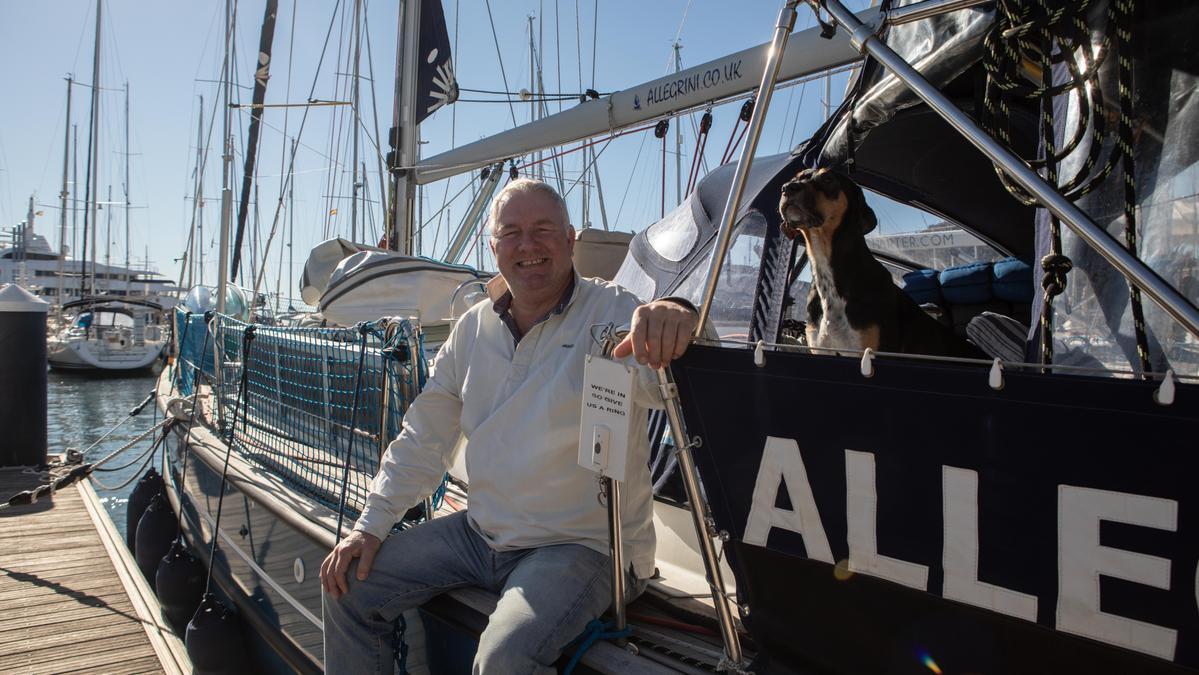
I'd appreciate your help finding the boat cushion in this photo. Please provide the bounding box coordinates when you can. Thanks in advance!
[939,261,993,304]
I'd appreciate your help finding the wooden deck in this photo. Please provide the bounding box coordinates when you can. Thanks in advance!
[0,464,190,675]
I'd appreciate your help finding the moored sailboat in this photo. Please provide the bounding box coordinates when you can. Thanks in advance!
[134,1,1199,673]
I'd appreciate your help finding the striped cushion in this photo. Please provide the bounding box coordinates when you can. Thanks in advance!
[966,311,1028,361]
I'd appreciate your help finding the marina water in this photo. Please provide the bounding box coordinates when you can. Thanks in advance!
[47,367,160,541]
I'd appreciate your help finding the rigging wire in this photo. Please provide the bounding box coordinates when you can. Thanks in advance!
[562,137,614,200]
[273,0,298,306]
[419,180,474,235]
[483,0,520,128]
[248,0,348,298]
[362,0,390,245]
[436,0,462,256]
[322,1,352,239]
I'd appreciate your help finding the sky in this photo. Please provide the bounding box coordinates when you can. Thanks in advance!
[0,0,870,306]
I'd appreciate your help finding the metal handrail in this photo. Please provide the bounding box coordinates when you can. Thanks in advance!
[694,1,802,337]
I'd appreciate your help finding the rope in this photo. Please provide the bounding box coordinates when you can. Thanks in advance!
[563,619,633,675]
[719,98,754,165]
[0,416,175,511]
[76,390,157,458]
[980,0,1148,369]
[982,0,1118,204]
[686,110,713,195]
[655,119,670,218]
[88,435,167,491]
[1113,0,1152,377]
[1037,17,1066,369]
[518,121,658,171]
[334,324,371,543]
[203,324,257,595]
[92,436,162,473]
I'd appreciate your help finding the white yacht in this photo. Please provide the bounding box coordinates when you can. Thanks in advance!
[46,296,168,373]
[1,212,181,310]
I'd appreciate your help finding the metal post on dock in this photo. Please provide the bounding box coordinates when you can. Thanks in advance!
[0,285,49,467]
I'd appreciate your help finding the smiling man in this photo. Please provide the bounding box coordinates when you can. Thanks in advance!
[320,179,698,674]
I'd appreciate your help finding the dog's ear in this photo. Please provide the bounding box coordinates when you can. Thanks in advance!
[843,177,877,235]
[859,200,878,235]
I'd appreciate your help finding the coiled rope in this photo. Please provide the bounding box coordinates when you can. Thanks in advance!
[981,0,1149,371]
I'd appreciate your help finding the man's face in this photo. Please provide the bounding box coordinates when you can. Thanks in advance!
[490,190,575,303]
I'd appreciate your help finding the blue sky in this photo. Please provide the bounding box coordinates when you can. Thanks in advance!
[0,1,863,304]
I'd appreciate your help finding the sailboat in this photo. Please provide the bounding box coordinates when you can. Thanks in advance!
[141,0,1199,673]
[45,2,170,373]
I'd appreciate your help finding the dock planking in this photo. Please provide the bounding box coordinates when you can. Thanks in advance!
[0,465,189,674]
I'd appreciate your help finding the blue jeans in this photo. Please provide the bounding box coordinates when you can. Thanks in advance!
[322,511,644,674]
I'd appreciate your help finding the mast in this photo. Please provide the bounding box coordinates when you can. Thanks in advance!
[182,95,204,290]
[105,184,112,292]
[288,137,296,310]
[231,0,278,284]
[21,196,34,263]
[81,0,102,302]
[56,75,72,311]
[71,123,78,294]
[216,0,233,314]
[123,81,131,291]
[388,0,420,254]
[351,0,362,243]
[529,15,538,181]
[197,97,205,287]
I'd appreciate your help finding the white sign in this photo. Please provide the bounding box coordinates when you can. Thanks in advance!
[577,355,635,482]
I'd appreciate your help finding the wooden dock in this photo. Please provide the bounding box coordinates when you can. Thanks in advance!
[0,464,190,674]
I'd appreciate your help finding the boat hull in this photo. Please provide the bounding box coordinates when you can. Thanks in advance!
[671,343,1199,674]
[48,336,164,372]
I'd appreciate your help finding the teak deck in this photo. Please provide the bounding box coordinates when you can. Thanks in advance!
[0,465,190,675]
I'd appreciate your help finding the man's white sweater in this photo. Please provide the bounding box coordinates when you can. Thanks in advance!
[355,274,662,578]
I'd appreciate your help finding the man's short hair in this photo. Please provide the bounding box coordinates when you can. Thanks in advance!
[488,178,571,236]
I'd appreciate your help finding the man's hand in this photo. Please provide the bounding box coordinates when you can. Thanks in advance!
[320,530,381,600]
[613,299,699,369]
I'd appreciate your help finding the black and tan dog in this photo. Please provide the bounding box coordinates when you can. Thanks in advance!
[778,168,983,358]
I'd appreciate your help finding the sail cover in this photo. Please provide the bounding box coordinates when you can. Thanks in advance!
[318,250,488,327]
[417,0,458,123]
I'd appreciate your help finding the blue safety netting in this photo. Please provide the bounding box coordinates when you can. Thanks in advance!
[172,309,428,521]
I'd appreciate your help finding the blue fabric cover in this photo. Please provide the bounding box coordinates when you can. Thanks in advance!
[992,257,1034,303]
[901,269,943,305]
[939,262,993,304]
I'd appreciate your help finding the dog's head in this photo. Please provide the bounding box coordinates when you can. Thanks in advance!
[778,168,877,239]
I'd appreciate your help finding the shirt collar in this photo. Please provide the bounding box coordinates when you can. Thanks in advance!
[491,272,579,344]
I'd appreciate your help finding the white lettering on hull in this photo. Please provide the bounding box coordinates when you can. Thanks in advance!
[942,466,1038,621]
[741,436,1186,662]
[743,436,833,563]
[1057,486,1178,660]
[845,449,929,591]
